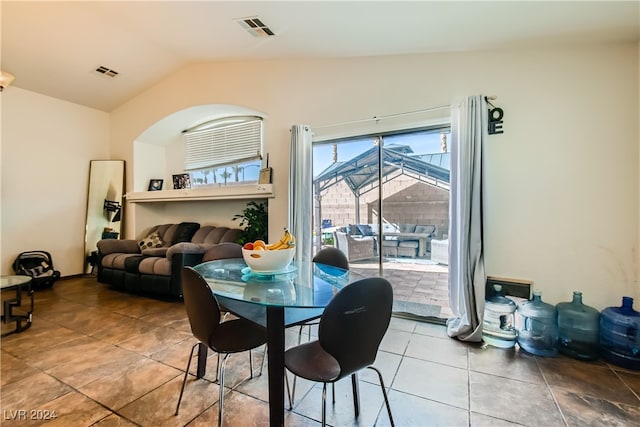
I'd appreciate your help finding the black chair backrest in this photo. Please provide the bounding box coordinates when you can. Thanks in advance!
[182,267,222,347]
[313,247,349,270]
[318,277,393,379]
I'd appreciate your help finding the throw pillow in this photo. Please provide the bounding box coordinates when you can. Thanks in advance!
[415,225,436,236]
[171,222,200,245]
[139,232,164,250]
[356,224,374,236]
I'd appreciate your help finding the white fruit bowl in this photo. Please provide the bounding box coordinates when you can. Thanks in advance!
[242,247,295,273]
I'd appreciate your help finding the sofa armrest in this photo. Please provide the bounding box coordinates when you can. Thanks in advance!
[97,239,141,255]
[166,242,207,261]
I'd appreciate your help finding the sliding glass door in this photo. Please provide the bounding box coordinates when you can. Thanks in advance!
[312,127,451,320]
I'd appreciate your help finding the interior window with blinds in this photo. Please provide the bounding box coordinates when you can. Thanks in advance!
[184,116,263,187]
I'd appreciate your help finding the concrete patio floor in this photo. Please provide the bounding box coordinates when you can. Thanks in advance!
[348,257,452,319]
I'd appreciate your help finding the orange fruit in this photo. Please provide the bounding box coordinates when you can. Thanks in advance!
[253,240,266,250]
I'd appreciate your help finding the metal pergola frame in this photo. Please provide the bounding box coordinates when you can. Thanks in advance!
[313,144,450,250]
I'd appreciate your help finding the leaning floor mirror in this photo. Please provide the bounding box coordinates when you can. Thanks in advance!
[84,160,125,274]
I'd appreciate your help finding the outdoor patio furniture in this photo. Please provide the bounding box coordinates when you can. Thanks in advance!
[382,240,398,257]
[397,241,419,258]
[431,239,449,265]
[335,232,375,262]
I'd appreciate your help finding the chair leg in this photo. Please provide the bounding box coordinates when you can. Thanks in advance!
[351,372,360,418]
[175,343,198,416]
[258,344,267,376]
[285,371,293,410]
[218,353,231,427]
[249,348,254,379]
[321,382,327,427]
[367,366,395,427]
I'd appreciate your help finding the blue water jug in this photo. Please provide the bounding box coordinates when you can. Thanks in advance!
[600,297,640,370]
[483,285,517,348]
[517,291,558,356]
[556,291,600,361]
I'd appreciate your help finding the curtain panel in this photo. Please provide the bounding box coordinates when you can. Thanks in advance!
[446,95,487,342]
[289,125,314,262]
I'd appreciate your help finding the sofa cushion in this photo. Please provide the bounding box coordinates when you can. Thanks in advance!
[101,253,143,269]
[98,239,140,255]
[138,257,171,276]
[170,222,200,245]
[399,224,416,233]
[414,224,436,236]
[138,232,164,250]
[356,224,374,236]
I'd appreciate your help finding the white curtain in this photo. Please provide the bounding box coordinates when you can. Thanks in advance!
[446,95,487,342]
[289,124,314,262]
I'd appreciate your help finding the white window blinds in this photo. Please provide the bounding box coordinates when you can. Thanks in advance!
[184,117,262,171]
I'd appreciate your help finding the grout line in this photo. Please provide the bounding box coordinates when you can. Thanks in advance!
[534,356,570,427]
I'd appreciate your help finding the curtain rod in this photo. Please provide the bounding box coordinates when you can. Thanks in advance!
[313,104,451,129]
[312,95,497,129]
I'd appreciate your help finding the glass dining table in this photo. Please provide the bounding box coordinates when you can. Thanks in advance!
[193,257,358,427]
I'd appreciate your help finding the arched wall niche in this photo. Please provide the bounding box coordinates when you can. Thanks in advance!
[127,103,268,239]
[133,103,266,191]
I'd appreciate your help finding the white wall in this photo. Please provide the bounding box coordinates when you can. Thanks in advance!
[110,43,639,310]
[1,87,110,276]
[2,42,635,309]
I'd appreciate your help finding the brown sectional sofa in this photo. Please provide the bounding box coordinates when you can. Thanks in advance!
[97,222,243,299]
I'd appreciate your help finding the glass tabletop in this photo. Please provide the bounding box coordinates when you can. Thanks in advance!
[193,258,354,308]
[1,275,32,289]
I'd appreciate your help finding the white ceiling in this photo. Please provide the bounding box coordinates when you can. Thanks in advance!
[2,1,638,112]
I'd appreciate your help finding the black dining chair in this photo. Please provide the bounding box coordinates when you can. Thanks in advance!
[287,246,350,406]
[312,246,350,270]
[284,276,395,426]
[300,247,350,341]
[175,267,268,427]
[202,242,264,378]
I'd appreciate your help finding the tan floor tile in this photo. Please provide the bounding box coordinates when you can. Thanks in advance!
[1,372,72,410]
[117,325,192,356]
[405,333,468,368]
[383,390,468,427]
[554,388,640,427]
[1,350,41,387]
[15,390,113,427]
[78,357,181,410]
[91,413,139,426]
[119,375,218,426]
[293,378,389,426]
[470,371,564,426]
[394,357,469,409]
[469,344,544,384]
[538,356,639,405]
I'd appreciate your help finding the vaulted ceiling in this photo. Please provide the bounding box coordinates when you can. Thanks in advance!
[2,1,638,112]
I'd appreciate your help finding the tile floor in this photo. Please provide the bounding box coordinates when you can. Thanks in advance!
[1,277,639,426]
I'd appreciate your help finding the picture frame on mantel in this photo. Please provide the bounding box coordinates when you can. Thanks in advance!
[172,173,191,190]
[148,179,163,191]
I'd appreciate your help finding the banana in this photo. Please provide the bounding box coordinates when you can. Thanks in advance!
[277,230,295,249]
[266,228,293,250]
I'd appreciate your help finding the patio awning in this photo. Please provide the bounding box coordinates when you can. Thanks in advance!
[313,144,450,196]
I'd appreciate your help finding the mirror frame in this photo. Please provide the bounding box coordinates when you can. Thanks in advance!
[84,160,125,274]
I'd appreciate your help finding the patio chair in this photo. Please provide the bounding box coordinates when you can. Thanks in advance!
[284,277,395,426]
[335,231,375,262]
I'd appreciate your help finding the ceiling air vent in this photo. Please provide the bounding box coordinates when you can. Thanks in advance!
[236,17,276,37]
[95,66,119,78]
